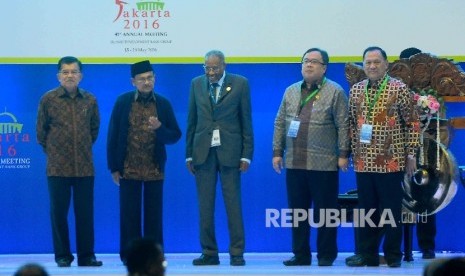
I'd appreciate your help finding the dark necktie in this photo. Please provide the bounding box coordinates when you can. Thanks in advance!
[210,83,220,103]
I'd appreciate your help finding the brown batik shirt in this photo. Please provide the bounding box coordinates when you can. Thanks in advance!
[349,75,420,173]
[123,93,163,181]
[36,86,100,177]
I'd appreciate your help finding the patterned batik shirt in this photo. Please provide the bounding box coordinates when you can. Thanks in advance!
[123,94,163,181]
[36,86,100,177]
[348,75,420,173]
[273,78,350,171]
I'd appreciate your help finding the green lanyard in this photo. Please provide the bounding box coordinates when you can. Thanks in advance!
[300,78,326,109]
[364,75,388,122]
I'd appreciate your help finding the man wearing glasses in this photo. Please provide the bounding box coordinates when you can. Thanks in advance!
[186,50,254,266]
[272,48,350,267]
[107,60,181,264]
[36,56,102,267]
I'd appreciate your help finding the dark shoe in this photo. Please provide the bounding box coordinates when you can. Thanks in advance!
[283,256,311,266]
[318,258,333,266]
[345,255,379,267]
[78,258,103,267]
[422,250,436,259]
[387,261,401,268]
[345,254,360,263]
[230,255,245,266]
[57,259,72,267]
[192,254,220,266]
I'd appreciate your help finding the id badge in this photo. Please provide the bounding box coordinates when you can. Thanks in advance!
[211,129,221,147]
[287,119,301,138]
[360,124,373,144]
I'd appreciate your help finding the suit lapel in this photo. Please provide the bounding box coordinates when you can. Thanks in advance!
[216,75,232,104]
[200,77,214,111]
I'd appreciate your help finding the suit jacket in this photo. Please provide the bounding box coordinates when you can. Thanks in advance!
[186,73,254,167]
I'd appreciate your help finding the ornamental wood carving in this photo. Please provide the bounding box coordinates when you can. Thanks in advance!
[345,53,465,96]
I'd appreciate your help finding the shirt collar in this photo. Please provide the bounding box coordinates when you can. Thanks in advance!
[300,77,325,91]
[134,90,156,102]
[210,71,226,87]
[59,86,83,98]
[367,73,389,89]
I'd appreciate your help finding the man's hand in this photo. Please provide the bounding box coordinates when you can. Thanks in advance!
[148,116,162,130]
[338,157,349,172]
[186,160,195,175]
[272,157,284,174]
[406,157,417,177]
[239,161,250,172]
[111,171,121,186]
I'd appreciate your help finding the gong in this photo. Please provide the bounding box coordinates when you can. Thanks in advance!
[402,137,458,215]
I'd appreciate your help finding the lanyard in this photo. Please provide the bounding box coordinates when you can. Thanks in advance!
[300,78,326,110]
[364,75,388,122]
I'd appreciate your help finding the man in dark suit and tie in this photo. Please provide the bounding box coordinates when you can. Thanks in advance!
[186,50,254,266]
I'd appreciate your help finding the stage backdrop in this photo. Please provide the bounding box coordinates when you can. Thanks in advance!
[1,62,464,254]
[1,0,464,255]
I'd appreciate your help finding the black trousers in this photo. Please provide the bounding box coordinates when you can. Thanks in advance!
[355,172,403,263]
[417,213,436,252]
[119,178,163,261]
[47,176,96,262]
[286,169,339,261]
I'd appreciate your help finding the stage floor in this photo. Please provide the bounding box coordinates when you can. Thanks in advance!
[1,252,463,276]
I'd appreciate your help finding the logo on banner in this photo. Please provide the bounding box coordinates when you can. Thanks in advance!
[111,0,172,55]
[0,108,31,169]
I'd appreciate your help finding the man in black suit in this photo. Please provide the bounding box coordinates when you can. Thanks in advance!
[186,50,254,266]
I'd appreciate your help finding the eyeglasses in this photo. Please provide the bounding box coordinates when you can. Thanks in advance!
[364,60,383,67]
[135,76,155,83]
[203,65,221,72]
[302,59,326,66]
[60,70,81,76]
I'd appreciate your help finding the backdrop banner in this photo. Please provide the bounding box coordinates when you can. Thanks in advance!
[2,0,465,63]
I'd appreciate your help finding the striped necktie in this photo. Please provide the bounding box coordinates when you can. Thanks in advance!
[210,83,220,103]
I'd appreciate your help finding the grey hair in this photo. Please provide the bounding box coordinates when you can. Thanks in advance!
[205,50,225,64]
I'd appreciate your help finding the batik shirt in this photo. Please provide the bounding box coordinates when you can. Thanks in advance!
[348,74,420,173]
[36,86,100,177]
[273,78,350,171]
[123,92,163,181]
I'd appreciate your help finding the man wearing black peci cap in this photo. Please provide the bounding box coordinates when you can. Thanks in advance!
[107,60,181,264]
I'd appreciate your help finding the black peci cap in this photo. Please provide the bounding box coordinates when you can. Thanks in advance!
[131,60,153,77]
